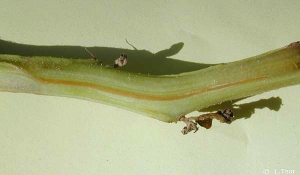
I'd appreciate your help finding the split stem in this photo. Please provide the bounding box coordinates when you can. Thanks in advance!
[0,42,299,122]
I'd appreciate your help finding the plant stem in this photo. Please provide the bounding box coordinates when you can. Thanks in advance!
[0,42,299,122]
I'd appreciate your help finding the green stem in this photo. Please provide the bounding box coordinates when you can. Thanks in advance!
[1,42,300,122]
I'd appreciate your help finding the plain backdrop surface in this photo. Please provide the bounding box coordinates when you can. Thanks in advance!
[0,1,299,174]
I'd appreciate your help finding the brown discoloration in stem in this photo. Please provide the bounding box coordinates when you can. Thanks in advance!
[296,62,300,69]
[36,76,266,101]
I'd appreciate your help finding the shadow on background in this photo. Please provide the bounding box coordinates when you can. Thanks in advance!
[0,39,212,75]
[200,97,282,122]
[0,39,283,120]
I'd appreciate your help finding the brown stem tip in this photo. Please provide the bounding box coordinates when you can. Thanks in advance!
[180,109,234,135]
[286,41,300,50]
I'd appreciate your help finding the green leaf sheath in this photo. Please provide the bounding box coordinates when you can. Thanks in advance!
[1,43,300,122]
